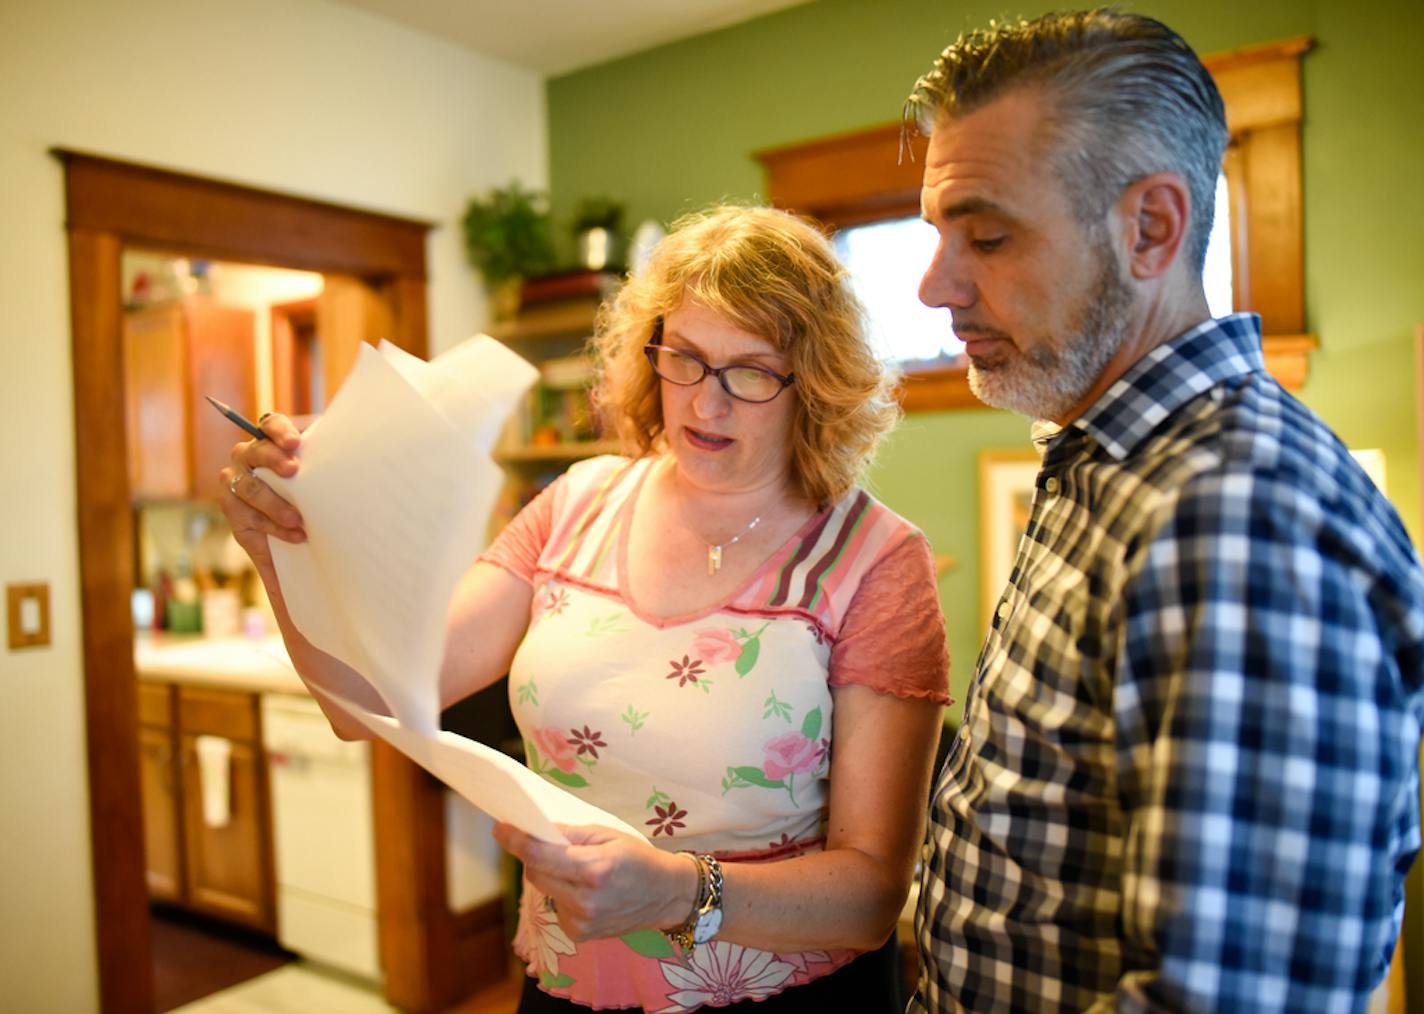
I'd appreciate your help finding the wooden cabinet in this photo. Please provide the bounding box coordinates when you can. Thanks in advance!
[137,683,183,902]
[123,296,256,501]
[137,680,276,933]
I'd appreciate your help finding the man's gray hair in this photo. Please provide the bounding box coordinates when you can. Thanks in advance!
[906,8,1229,275]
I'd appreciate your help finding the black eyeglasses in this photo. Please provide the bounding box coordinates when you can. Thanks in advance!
[643,344,795,404]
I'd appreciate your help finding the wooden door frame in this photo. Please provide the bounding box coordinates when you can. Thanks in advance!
[56,150,458,1013]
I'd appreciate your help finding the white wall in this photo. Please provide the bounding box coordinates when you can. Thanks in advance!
[0,0,545,1007]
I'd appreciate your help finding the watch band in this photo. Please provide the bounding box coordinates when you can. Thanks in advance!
[663,852,724,954]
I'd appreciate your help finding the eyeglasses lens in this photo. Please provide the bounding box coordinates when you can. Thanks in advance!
[723,367,780,402]
[649,347,783,403]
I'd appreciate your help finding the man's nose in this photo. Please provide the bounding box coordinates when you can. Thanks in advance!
[919,239,976,310]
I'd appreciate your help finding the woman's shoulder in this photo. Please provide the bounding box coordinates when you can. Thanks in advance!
[559,452,649,489]
[532,454,653,555]
[822,485,925,554]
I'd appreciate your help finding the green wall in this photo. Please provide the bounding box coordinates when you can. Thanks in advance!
[548,0,1424,713]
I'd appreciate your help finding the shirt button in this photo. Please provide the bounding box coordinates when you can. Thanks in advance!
[1044,475,1059,494]
[921,843,933,863]
[996,600,1010,621]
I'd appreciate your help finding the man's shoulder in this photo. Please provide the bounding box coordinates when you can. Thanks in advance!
[1139,372,1414,570]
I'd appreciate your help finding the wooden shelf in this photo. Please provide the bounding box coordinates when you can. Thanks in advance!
[485,297,600,342]
[495,440,621,466]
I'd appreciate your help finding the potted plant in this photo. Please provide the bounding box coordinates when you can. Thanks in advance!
[571,195,626,272]
[462,182,555,320]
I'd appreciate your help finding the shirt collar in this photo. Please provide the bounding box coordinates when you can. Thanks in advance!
[1052,313,1265,461]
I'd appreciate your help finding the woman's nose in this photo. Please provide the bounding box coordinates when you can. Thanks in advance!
[690,372,733,417]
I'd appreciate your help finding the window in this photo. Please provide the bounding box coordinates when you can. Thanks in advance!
[756,35,1314,408]
[832,216,960,364]
[834,174,1235,367]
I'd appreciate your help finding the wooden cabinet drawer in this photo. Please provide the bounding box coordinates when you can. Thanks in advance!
[178,686,259,742]
[137,681,174,728]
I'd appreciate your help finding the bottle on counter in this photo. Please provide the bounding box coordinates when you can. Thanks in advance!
[152,569,173,631]
[168,555,202,634]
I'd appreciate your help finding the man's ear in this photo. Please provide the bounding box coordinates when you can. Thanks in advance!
[1116,172,1191,280]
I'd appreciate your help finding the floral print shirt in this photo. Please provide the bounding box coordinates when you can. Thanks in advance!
[481,455,949,1011]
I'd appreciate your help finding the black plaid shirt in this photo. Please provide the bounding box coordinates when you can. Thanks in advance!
[913,315,1424,1012]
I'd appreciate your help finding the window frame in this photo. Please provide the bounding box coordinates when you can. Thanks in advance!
[754,35,1315,410]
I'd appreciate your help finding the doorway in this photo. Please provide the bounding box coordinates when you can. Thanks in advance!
[58,150,477,1014]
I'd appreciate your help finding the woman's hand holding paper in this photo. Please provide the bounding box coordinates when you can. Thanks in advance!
[492,822,695,943]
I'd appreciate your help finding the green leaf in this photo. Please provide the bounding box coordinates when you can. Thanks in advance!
[525,741,541,770]
[728,765,784,789]
[620,930,676,958]
[546,769,588,788]
[735,637,761,677]
[801,707,822,741]
[539,971,575,989]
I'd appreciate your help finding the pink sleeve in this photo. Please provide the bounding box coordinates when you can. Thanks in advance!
[477,480,558,584]
[828,533,952,705]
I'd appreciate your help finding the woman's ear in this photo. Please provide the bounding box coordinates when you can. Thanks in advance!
[1116,172,1191,280]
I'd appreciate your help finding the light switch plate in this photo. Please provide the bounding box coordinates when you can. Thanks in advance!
[6,583,51,650]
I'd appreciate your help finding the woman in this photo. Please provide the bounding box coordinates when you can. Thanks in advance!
[223,205,949,1012]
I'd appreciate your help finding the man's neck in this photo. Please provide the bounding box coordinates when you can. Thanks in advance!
[1051,286,1213,426]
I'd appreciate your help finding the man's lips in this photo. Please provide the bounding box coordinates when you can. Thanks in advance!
[955,328,1012,358]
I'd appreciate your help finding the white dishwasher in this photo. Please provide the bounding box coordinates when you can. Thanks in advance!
[262,693,381,980]
[261,692,507,982]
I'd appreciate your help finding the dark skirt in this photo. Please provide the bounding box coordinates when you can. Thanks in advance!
[516,932,903,1013]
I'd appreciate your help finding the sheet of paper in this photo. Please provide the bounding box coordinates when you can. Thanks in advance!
[309,683,644,842]
[254,335,644,844]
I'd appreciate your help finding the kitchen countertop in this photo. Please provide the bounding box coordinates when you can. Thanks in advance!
[135,633,309,696]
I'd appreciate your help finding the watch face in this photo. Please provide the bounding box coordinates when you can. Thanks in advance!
[693,907,723,944]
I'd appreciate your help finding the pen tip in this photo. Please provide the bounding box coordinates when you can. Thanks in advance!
[204,394,226,411]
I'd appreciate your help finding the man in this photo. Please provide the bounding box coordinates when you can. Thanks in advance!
[908,9,1424,1012]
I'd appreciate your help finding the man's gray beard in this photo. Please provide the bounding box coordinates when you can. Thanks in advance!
[967,244,1134,421]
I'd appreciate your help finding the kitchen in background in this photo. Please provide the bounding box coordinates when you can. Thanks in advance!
[122,252,506,1010]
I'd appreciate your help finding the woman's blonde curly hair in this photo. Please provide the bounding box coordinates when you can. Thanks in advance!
[590,205,899,506]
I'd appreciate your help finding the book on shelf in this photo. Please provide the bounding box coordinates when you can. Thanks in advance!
[540,353,593,390]
[488,297,602,342]
[520,270,620,306]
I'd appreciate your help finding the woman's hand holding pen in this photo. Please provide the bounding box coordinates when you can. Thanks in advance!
[220,412,307,571]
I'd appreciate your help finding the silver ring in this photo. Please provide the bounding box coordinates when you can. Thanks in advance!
[229,470,249,495]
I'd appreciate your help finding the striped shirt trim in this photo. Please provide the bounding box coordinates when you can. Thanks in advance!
[537,456,918,636]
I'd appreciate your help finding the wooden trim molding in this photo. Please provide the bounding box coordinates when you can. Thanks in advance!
[1203,37,1313,338]
[1261,333,1319,393]
[59,151,447,1013]
[758,36,1317,410]
[70,226,153,1014]
[895,362,978,413]
[56,149,431,278]
[755,123,926,228]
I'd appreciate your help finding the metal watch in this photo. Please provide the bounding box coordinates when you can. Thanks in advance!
[664,852,724,953]
[690,855,724,945]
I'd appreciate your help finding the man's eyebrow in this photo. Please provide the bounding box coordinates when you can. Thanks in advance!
[922,196,1013,222]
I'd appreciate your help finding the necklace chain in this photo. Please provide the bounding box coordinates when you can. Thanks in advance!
[665,460,769,576]
[706,515,761,576]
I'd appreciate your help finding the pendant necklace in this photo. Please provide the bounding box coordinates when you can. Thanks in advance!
[667,461,767,576]
[706,514,762,576]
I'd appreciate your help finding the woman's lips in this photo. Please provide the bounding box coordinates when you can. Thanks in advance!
[685,427,734,451]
